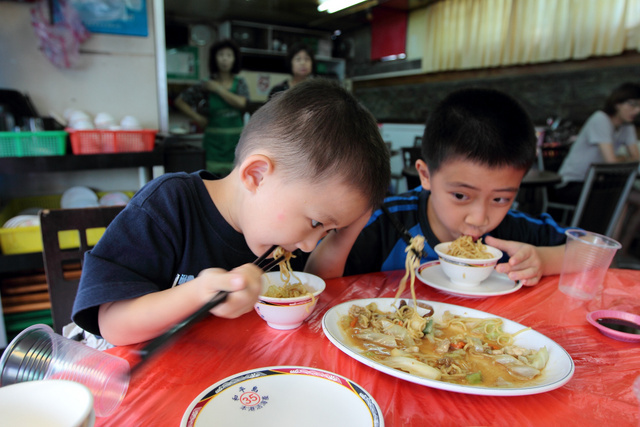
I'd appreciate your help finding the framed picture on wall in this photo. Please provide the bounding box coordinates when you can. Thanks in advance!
[166,46,199,81]
[64,0,149,37]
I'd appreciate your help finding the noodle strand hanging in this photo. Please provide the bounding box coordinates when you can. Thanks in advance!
[394,235,425,307]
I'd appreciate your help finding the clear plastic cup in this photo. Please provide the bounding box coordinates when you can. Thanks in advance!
[558,229,621,300]
[0,324,130,417]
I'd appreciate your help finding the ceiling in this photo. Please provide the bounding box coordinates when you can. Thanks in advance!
[163,0,438,33]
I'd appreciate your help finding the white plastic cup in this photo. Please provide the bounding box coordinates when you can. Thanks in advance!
[558,229,621,300]
[0,324,130,417]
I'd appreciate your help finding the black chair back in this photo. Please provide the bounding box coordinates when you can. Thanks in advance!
[401,146,422,190]
[571,162,639,237]
[39,206,124,333]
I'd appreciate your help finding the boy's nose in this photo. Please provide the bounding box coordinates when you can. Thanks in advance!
[466,204,489,227]
[296,231,325,253]
[297,240,317,253]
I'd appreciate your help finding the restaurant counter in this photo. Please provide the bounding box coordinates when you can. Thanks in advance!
[100,268,640,426]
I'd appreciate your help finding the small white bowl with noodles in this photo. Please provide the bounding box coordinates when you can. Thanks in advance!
[254,271,326,330]
[434,236,503,287]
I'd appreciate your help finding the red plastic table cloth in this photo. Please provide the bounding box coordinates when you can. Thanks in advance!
[98,269,640,426]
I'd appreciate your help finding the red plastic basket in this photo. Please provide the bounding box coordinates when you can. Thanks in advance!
[67,129,157,154]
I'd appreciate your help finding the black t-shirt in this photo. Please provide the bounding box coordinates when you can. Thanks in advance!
[73,171,270,336]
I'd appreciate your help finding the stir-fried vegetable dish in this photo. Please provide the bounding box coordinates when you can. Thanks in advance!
[340,301,549,387]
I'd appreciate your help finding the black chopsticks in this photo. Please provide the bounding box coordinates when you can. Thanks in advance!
[381,205,424,259]
[132,245,283,371]
[253,244,282,271]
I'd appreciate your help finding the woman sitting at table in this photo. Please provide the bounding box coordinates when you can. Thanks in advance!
[268,42,315,100]
[550,82,640,206]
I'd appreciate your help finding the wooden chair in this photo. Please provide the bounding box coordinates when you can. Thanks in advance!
[39,206,124,334]
[550,162,638,237]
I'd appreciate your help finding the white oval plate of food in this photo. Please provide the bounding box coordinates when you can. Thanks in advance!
[181,366,383,427]
[322,298,574,396]
[416,260,523,298]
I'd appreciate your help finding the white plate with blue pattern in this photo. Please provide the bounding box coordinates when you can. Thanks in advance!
[181,366,383,427]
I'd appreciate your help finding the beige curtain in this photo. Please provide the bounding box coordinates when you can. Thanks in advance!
[416,0,640,73]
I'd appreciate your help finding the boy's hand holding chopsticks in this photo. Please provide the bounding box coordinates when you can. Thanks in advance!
[133,245,284,366]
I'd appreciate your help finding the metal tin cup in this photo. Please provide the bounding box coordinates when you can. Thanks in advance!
[0,324,130,417]
[558,229,621,300]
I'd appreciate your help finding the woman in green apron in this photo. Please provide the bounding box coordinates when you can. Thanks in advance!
[268,42,315,101]
[175,39,249,175]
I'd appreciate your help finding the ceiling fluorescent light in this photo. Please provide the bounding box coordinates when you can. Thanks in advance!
[318,0,367,13]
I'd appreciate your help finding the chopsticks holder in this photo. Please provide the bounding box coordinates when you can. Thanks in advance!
[132,245,283,371]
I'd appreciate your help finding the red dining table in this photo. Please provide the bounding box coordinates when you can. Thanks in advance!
[98,268,640,426]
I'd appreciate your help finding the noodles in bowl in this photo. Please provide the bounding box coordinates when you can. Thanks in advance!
[434,237,503,287]
[255,272,326,330]
[446,236,495,260]
[258,248,325,304]
[259,271,326,305]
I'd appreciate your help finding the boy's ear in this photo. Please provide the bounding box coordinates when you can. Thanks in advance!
[415,160,432,190]
[239,154,273,192]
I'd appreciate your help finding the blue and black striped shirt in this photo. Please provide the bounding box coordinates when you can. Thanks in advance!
[344,187,569,276]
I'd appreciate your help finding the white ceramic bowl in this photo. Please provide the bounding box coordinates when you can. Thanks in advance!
[67,110,91,127]
[0,379,95,427]
[120,115,142,130]
[434,241,503,287]
[61,186,99,209]
[99,191,131,206]
[2,215,40,228]
[70,119,95,130]
[94,112,115,129]
[254,271,326,330]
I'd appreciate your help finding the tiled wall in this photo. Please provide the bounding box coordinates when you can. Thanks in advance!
[352,61,640,127]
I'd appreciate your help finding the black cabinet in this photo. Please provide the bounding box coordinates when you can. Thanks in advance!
[0,146,164,175]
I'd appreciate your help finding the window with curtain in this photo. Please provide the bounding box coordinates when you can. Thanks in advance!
[413,0,640,73]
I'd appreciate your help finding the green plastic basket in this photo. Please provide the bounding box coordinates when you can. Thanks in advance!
[0,131,67,157]
[4,309,53,342]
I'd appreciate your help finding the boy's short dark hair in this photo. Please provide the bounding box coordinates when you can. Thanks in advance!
[422,87,536,173]
[602,82,640,115]
[286,42,315,75]
[209,38,242,75]
[236,78,390,210]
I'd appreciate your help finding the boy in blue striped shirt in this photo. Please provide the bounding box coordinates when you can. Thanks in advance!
[306,88,568,286]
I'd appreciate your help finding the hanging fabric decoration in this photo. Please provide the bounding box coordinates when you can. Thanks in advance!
[30,0,91,69]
